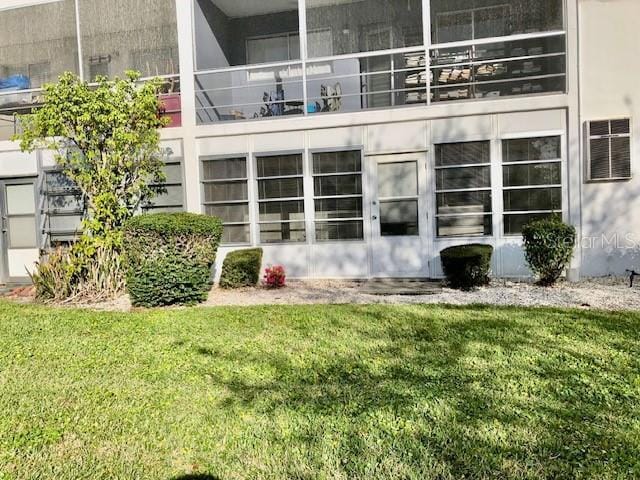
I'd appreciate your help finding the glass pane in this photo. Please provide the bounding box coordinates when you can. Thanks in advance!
[194,0,300,69]
[431,0,564,43]
[315,220,364,241]
[8,216,37,248]
[204,181,248,202]
[47,193,84,213]
[195,64,304,123]
[504,212,557,235]
[257,155,303,178]
[78,0,179,79]
[503,187,562,212]
[6,184,35,215]
[259,201,305,222]
[260,222,306,243]
[503,162,561,187]
[48,215,82,234]
[378,162,417,198]
[313,151,361,174]
[205,204,249,224]
[314,175,362,197]
[435,166,491,190]
[0,0,79,89]
[590,121,610,137]
[437,191,492,215]
[611,119,630,135]
[503,137,561,162]
[163,164,183,184]
[45,171,79,193]
[203,158,247,180]
[315,197,363,220]
[380,200,418,236]
[221,224,250,244]
[437,215,492,237]
[611,137,631,178]
[589,138,610,180]
[258,178,304,199]
[435,142,490,166]
[306,0,423,58]
[149,185,183,208]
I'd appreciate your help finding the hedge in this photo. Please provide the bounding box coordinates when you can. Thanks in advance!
[522,216,576,286]
[440,244,493,290]
[123,213,223,307]
[219,248,263,289]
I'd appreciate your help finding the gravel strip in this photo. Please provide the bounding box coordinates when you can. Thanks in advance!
[32,277,640,312]
[204,277,640,311]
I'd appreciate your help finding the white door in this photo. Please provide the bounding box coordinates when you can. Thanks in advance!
[369,153,429,278]
[0,178,39,283]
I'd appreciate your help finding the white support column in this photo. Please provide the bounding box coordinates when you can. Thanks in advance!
[565,0,582,280]
[175,0,200,213]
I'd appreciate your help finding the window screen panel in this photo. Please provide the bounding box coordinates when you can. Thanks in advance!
[312,150,364,242]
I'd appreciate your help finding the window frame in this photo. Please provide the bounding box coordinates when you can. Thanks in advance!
[501,135,564,236]
[310,147,365,243]
[253,150,307,245]
[586,118,633,182]
[433,140,493,238]
[143,148,186,214]
[41,167,85,246]
[200,154,252,246]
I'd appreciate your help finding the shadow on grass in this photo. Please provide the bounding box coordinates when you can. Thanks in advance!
[194,304,640,477]
[171,475,220,480]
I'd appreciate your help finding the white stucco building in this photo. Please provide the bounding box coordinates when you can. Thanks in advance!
[0,0,638,283]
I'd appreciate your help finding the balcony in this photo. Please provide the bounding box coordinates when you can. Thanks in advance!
[194,31,566,124]
[0,75,182,142]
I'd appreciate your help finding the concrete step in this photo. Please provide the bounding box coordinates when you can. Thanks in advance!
[358,279,443,296]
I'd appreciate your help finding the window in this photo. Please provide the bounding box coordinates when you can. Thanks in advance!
[587,119,632,181]
[256,154,306,243]
[305,0,423,58]
[4,182,38,249]
[42,170,84,245]
[193,0,300,70]
[313,150,364,241]
[502,136,562,234]
[143,148,185,213]
[247,33,300,64]
[435,142,492,237]
[202,156,250,244]
[430,0,564,44]
[377,161,419,236]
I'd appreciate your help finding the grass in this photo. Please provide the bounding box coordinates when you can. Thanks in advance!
[0,301,639,479]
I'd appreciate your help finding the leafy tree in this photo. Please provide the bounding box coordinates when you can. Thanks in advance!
[15,71,168,299]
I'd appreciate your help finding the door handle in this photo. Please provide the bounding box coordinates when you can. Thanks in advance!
[1,217,6,233]
[372,215,378,220]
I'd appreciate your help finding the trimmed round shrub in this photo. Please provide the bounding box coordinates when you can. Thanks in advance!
[123,213,223,307]
[441,244,493,290]
[522,216,576,286]
[219,248,263,289]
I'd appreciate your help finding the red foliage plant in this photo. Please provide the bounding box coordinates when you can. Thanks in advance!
[263,265,286,288]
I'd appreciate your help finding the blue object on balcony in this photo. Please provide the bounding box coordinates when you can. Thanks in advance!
[0,75,30,91]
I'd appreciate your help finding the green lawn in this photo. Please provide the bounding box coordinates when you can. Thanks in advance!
[0,301,639,479]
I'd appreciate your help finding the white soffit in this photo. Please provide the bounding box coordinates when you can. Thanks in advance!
[211,0,299,18]
[0,0,62,12]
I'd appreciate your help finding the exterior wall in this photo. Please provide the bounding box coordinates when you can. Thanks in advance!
[578,0,640,276]
[5,0,638,282]
[195,106,568,280]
